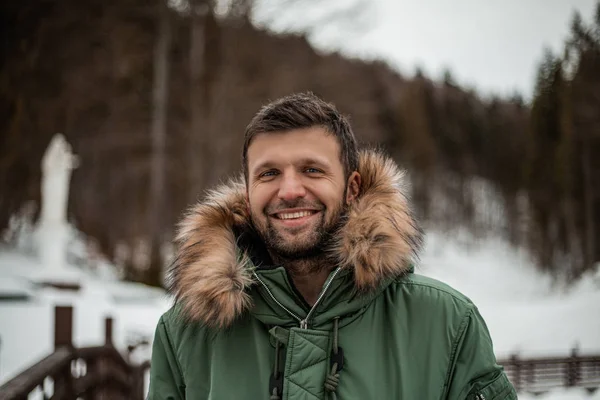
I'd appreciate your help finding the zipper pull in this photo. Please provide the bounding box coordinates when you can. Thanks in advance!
[300,319,308,329]
[476,395,485,400]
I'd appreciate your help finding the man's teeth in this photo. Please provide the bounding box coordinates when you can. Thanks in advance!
[277,211,314,220]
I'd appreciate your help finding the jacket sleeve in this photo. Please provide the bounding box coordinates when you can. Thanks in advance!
[444,305,517,400]
[147,314,186,400]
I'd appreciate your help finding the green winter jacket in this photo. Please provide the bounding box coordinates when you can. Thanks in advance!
[149,150,516,400]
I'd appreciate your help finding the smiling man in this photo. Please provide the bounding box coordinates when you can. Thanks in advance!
[245,126,361,307]
[148,93,516,399]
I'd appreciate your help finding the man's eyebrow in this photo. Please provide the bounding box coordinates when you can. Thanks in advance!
[296,157,330,168]
[251,161,277,175]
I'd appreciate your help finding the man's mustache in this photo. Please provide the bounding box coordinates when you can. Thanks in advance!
[265,200,325,214]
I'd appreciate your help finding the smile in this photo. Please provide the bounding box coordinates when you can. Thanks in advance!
[275,210,317,220]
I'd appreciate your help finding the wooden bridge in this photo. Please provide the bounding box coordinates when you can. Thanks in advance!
[498,350,600,395]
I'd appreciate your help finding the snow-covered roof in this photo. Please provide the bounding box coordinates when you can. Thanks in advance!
[0,248,168,304]
[0,275,34,301]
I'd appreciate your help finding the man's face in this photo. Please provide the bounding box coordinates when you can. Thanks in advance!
[246,127,358,259]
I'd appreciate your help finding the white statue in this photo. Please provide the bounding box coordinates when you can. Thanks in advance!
[40,134,79,224]
[35,134,79,271]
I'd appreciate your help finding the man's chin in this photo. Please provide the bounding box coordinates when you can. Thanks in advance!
[271,245,322,260]
[268,236,323,259]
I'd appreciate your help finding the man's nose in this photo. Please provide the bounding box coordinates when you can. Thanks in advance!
[278,172,306,201]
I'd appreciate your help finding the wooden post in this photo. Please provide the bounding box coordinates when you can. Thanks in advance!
[510,354,521,392]
[567,345,580,387]
[102,316,117,398]
[105,317,113,346]
[54,306,73,349]
[131,365,145,400]
[87,356,99,400]
[53,306,74,398]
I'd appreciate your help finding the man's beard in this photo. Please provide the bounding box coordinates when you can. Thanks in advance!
[250,199,348,263]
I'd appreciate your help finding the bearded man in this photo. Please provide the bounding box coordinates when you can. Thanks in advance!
[148,93,516,399]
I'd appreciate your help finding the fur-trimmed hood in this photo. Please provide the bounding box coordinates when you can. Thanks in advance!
[168,149,423,328]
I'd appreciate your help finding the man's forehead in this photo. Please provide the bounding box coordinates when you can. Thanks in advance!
[247,128,340,168]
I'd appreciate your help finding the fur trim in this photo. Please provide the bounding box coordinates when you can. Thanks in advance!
[331,151,422,291]
[168,149,422,327]
[168,179,253,328]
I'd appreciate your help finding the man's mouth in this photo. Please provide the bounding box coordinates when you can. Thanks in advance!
[274,210,318,220]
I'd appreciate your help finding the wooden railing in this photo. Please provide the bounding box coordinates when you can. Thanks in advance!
[2,306,598,398]
[498,349,600,394]
[0,306,150,400]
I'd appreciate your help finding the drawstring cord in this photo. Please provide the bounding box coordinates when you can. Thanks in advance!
[324,317,343,399]
[270,339,282,400]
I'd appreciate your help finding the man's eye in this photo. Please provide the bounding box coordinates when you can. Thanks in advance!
[259,170,278,178]
[305,168,321,174]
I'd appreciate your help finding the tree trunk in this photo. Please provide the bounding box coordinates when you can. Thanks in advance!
[189,0,210,203]
[562,196,582,279]
[146,0,171,287]
[582,136,596,272]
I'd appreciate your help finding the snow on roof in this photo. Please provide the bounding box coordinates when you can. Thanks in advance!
[0,248,168,304]
[0,275,35,300]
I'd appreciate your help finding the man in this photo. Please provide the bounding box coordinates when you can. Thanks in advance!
[149,93,516,399]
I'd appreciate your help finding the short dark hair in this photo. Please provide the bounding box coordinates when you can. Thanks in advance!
[242,92,359,181]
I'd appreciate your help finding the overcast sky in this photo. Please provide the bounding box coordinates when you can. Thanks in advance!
[255,0,598,99]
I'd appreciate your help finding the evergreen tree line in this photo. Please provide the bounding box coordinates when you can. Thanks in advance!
[1,0,598,285]
[524,8,600,279]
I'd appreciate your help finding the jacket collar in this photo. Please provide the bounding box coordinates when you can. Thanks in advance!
[168,149,423,328]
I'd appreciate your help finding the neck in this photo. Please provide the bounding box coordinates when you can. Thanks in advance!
[270,252,333,306]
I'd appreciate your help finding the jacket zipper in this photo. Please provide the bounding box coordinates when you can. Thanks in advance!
[253,267,342,329]
[253,272,302,324]
[475,394,485,400]
[300,267,342,328]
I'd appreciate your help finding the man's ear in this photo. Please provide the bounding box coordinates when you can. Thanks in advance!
[345,171,361,204]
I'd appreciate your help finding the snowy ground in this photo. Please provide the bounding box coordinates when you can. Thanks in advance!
[1,231,599,399]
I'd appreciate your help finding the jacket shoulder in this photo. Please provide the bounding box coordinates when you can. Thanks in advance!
[159,303,212,343]
[393,272,476,309]
[160,303,184,329]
